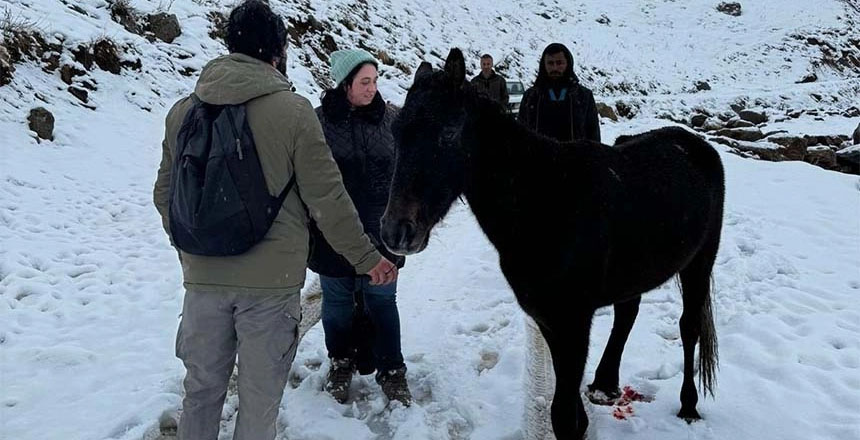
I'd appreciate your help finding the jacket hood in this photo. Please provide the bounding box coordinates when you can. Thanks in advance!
[195,53,292,105]
[535,43,579,88]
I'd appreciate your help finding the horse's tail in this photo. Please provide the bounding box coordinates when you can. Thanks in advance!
[698,275,718,397]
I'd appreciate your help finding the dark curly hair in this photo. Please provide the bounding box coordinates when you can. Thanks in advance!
[225,0,288,64]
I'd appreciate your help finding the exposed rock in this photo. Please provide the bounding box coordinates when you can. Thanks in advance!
[42,52,61,72]
[60,64,86,84]
[714,127,765,142]
[377,50,395,66]
[804,146,837,169]
[597,102,618,121]
[68,86,88,103]
[322,35,338,53]
[765,135,807,160]
[288,15,325,46]
[2,30,56,64]
[694,80,711,91]
[657,112,686,124]
[854,122,860,144]
[120,57,142,71]
[207,11,228,41]
[737,109,768,124]
[702,118,725,132]
[147,13,182,44]
[710,137,785,161]
[716,2,742,16]
[726,118,755,128]
[93,39,121,74]
[690,114,708,127]
[804,134,845,147]
[0,46,13,86]
[797,72,817,83]
[80,79,98,91]
[729,102,745,114]
[67,3,89,16]
[72,45,94,70]
[615,101,637,119]
[28,107,55,141]
[596,14,611,25]
[836,145,860,174]
[110,0,143,34]
[2,29,63,85]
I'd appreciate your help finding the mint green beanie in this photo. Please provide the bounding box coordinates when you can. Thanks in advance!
[330,49,378,87]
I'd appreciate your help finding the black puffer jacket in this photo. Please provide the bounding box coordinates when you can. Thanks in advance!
[308,89,405,277]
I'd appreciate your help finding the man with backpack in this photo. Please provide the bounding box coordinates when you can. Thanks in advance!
[152,1,397,439]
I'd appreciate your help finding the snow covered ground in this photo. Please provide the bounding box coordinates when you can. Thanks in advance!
[1,0,859,439]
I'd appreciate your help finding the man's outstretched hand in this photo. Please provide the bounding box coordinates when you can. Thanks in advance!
[366,257,398,285]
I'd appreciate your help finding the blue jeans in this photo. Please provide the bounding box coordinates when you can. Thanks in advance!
[320,275,405,372]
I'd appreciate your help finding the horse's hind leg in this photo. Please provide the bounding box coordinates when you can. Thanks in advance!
[588,296,641,402]
[677,239,719,421]
[539,311,593,440]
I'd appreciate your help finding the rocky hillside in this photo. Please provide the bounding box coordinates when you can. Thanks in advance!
[1,0,858,172]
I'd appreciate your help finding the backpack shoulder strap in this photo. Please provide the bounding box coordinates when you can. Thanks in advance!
[275,172,296,206]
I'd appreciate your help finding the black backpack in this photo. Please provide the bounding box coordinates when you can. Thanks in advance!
[168,94,295,256]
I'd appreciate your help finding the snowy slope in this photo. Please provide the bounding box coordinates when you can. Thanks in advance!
[1,0,859,439]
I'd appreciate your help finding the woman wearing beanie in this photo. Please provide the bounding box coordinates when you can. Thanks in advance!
[309,49,411,406]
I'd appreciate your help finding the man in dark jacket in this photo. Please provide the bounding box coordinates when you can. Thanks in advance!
[518,43,601,143]
[470,54,509,106]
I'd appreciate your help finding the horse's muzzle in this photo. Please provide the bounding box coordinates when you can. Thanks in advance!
[380,217,421,255]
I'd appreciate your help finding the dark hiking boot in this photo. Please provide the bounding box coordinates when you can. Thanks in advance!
[325,357,355,403]
[376,366,412,406]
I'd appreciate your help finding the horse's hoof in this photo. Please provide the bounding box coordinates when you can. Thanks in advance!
[585,387,620,406]
[677,407,702,422]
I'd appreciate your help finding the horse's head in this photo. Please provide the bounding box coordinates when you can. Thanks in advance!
[381,48,470,255]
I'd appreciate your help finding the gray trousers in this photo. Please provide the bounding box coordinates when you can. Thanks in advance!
[176,285,301,440]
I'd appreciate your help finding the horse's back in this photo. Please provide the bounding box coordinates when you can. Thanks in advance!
[615,126,724,186]
[604,127,725,299]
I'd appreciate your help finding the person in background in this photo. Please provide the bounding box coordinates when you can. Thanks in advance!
[518,42,601,142]
[470,53,509,106]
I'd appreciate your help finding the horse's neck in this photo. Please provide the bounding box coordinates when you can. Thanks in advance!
[465,106,522,189]
[462,107,530,243]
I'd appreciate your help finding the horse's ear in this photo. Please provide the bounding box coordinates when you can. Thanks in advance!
[444,48,466,87]
[414,61,433,83]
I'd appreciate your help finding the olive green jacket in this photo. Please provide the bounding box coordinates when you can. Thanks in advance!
[154,53,381,292]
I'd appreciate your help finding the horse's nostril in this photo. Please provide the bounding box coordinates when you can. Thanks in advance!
[397,220,417,249]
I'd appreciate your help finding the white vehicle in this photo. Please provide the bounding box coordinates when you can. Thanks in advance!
[506,80,525,114]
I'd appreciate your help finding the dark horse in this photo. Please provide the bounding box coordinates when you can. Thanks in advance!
[381,49,724,439]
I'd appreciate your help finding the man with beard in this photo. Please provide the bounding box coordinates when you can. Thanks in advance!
[518,43,601,143]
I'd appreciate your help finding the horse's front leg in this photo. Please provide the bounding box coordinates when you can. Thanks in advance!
[538,311,593,440]
[588,296,641,402]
